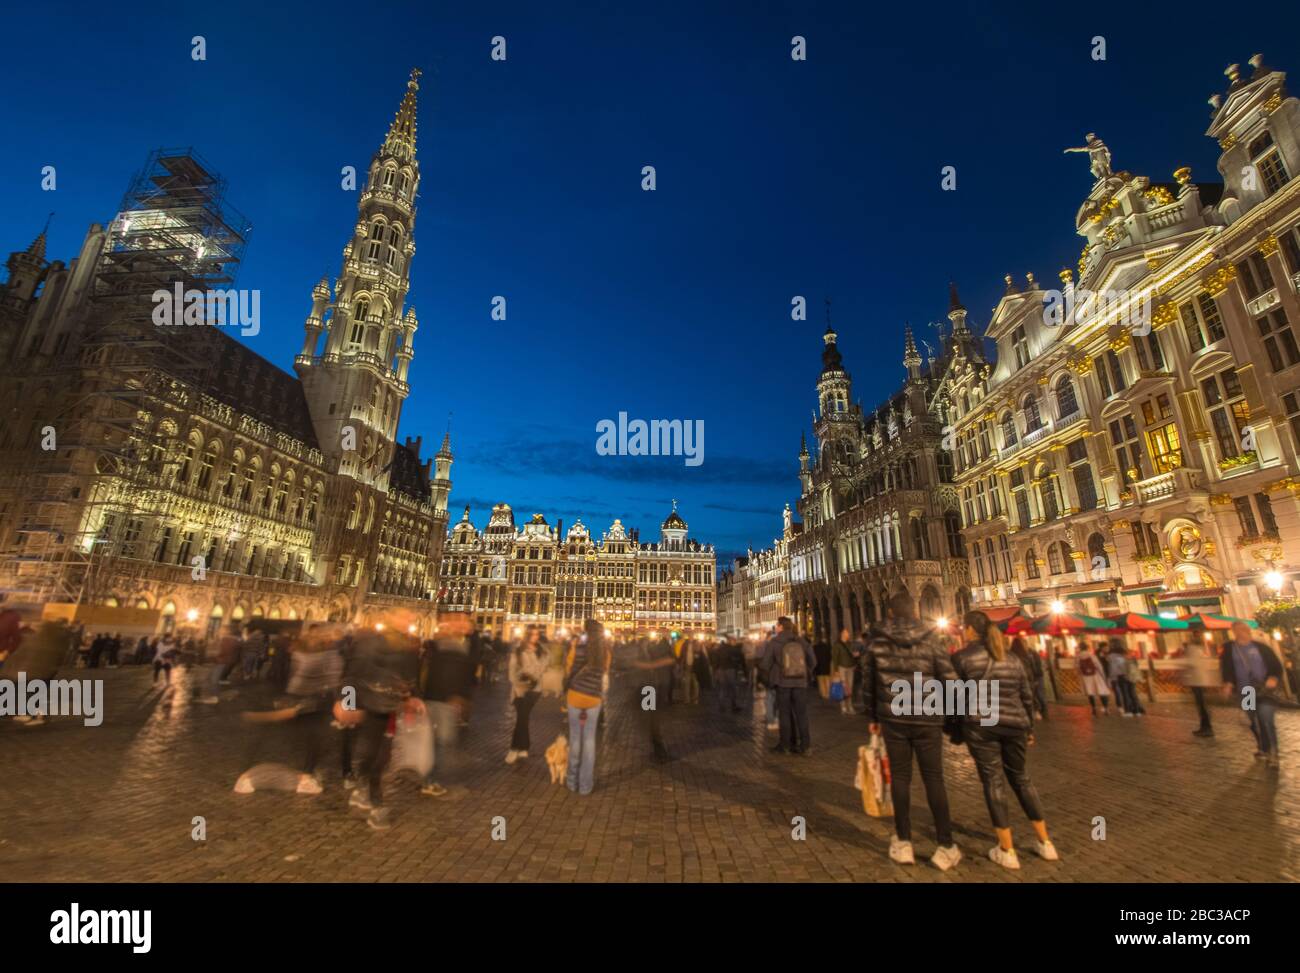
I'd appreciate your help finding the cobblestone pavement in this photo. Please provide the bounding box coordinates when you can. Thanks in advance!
[2,658,1297,882]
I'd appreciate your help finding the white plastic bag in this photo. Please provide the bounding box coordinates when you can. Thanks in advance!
[390,708,434,777]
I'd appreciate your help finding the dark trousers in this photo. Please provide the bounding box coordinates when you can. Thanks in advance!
[1031,677,1048,719]
[1191,686,1213,730]
[776,686,810,751]
[1111,676,1144,714]
[511,690,540,751]
[881,722,952,846]
[716,668,741,711]
[296,701,332,774]
[343,712,393,806]
[964,725,1045,830]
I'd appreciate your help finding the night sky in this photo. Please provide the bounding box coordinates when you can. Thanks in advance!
[3,2,1298,564]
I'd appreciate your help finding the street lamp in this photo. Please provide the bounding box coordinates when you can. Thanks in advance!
[1264,570,1284,594]
[374,622,385,632]
[1050,599,1066,615]
[935,616,949,631]
[185,608,199,623]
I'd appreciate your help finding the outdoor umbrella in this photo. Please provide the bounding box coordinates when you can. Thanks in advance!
[1186,613,1258,630]
[1030,613,1118,637]
[1108,612,1189,633]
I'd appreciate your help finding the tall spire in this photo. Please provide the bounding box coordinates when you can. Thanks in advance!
[903,323,921,365]
[384,68,421,161]
[25,213,52,261]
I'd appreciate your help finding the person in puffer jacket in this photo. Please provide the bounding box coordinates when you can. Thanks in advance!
[865,591,960,871]
[952,611,1059,870]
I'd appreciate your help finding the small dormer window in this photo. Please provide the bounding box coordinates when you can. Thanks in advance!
[1011,325,1030,370]
[1249,131,1289,196]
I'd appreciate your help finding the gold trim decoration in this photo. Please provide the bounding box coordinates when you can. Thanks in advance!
[1219,134,1237,151]
[1066,354,1094,375]
[1109,331,1133,353]
[1173,166,1193,185]
[1202,264,1237,297]
[1203,540,1216,557]
[1150,301,1178,332]
[1259,234,1280,258]
[1147,255,1163,271]
[1209,493,1233,506]
[1036,374,1051,386]
[1265,476,1300,494]
[1069,550,1086,561]
[1263,91,1283,114]
[1157,251,1215,295]
[1144,185,1175,206]
[1111,520,1132,533]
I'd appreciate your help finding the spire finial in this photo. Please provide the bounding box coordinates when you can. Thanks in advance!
[947,280,964,313]
[384,68,422,158]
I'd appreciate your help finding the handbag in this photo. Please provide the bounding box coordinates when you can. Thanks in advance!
[829,680,845,702]
[857,736,893,818]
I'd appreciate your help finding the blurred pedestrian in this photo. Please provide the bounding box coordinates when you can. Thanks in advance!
[1220,622,1284,767]
[1010,637,1048,720]
[415,614,475,796]
[1075,643,1110,715]
[832,627,857,715]
[506,625,546,763]
[1180,638,1219,737]
[346,625,419,829]
[152,633,179,685]
[633,635,675,761]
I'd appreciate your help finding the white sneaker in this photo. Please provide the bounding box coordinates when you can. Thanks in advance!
[889,835,915,865]
[517,751,529,760]
[931,844,962,871]
[766,721,779,731]
[197,696,220,705]
[988,845,1020,870]
[296,774,322,795]
[348,788,374,811]
[1121,712,1133,718]
[1034,839,1060,861]
[504,750,519,764]
[233,773,255,794]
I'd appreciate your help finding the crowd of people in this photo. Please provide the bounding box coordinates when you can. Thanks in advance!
[1,602,1291,856]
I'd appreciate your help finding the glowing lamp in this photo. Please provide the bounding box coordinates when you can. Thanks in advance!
[185,608,199,623]
[1050,600,1066,615]
[1264,570,1284,593]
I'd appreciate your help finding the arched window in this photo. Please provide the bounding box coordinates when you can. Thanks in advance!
[347,492,362,530]
[1055,375,1078,418]
[1001,411,1018,447]
[1023,395,1043,433]
[1025,548,1040,580]
[1088,532,1109,570]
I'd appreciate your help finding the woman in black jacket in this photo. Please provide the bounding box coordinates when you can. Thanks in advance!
[953,611,1058,870]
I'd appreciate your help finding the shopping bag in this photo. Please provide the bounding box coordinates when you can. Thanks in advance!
[857,737,893,818]
[390,708,434,778]
[829,680,845,702]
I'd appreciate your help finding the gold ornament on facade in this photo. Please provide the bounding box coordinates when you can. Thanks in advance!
[1150,301,1177,332]
[1263,91,1283,114]
[1218,134,1237,150]
[1202,264,1237,297]
[1111,520,1132,533]
[1203,540,1216,557]
[1259,234,1280,258]
[1109,331,1132,353]
[1066,354,1094,375]
[1143,185,1175,206]
[1146,255,1162,271]
[1059,268,1073,285]
[1036,374,1051,387]
[1173,166,1193,186]
[1157,251,1214,296]
[1069,549,1086,561]
[1209,493,1233,506]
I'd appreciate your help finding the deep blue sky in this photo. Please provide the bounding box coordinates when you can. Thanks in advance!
[3,2,1298,564]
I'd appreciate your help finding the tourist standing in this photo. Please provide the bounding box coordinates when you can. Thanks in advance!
[1075,643,1111,715]
[953,611,1059,870]
[865,591,961,871]
[1106,641,1143,716]
[813,637,832,699]
[760,617,816,755]
[565,620,610,795]
[714,637,745,713]
[347,625,420,829]
[415,614,476,796]
[1010,637,1048,720]
[152,633,179,685]
[831,628,857,715]
[1181,639,1219,737]
[506,626,547,763]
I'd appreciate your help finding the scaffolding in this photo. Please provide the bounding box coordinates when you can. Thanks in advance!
[0,149,251,610]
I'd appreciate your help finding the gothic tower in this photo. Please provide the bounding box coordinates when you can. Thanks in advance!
[812,322,861,469]
[297,69,423,492]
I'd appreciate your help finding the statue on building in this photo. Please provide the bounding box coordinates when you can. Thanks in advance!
[1063,133,1112,181]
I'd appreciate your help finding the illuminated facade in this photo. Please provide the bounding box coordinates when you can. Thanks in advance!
[716,505,795,637]
[0,71,451,636]
[438,503,716,638]
[947,55,1300,622]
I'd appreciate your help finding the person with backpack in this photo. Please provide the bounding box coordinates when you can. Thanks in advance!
[865,591,961,871]
[1220,621,1284,767]
[565,619,611,794]
[953,611,1059,870]
[1075,643,1110,715]
[759,617,817,755]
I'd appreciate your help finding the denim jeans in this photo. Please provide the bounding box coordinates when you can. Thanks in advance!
[765,688,777,723]
[424,700,460,785]
[567,703,601,794]
[1248,697,1279,755]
